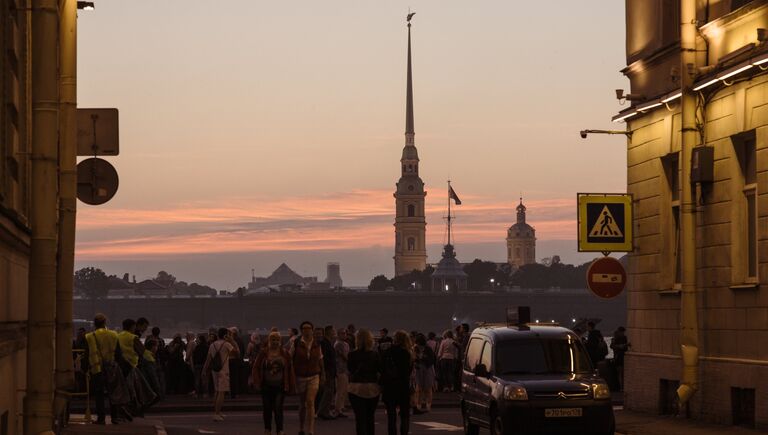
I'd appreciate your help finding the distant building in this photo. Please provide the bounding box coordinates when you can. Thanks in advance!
[506,198,536,268]
[394,17,427,277]
[325,262,343,288]
[431,244,468,293]
[248,263,318,290]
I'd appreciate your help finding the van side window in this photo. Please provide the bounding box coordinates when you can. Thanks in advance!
[480,341,493,372]
[465,337,484,370]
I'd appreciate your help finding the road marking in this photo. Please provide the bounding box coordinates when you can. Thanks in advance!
[414,421,463,431]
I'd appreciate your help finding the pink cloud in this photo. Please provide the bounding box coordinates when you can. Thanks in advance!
[76,190,576,260]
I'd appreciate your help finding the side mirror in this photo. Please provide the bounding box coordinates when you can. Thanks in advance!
[474,363,489,378]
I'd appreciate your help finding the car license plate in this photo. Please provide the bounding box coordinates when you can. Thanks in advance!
[544,408,582,418]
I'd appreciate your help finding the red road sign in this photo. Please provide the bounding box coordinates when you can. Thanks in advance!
[587,257,626,299]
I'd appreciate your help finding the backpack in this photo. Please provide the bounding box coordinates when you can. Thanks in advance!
[598,339,609,359]
[381,349,400,382]
[211,342,224,372]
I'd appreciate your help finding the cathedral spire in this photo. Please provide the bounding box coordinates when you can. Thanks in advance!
[405,13,415,141]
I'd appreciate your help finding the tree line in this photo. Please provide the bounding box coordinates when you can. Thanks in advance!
[74,267,217,299]
[368,258,591,292]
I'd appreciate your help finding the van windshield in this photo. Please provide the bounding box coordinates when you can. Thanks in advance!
[494,338,593,375]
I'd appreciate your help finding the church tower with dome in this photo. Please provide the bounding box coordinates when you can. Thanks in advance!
[507,198,536,268]
[394,14,427,277]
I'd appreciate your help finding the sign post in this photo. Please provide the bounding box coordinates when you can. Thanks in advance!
[586,257,627,299]
[578,193,633,298]
[577,193,633,253]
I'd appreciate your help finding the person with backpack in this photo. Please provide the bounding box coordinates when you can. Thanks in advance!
[291,321,324,435]
[203,327,240,422]
[412,334,435,413]
[86,313,129,424]
[347,329,381,435]
[380,330,414,435]
[253,331,295,435]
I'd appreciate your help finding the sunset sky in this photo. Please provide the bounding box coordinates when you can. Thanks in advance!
[75,1,628,288]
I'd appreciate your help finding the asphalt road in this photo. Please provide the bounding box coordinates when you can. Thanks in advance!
[159,409,466,435]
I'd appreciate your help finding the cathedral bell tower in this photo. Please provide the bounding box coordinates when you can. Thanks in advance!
[394,13,427,277]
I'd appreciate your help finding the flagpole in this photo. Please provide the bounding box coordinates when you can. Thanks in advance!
[447,180,452,246]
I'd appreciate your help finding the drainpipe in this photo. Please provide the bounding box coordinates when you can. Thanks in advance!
[25,0,60,434]
[677,0,700,407]
[55,0,77,399]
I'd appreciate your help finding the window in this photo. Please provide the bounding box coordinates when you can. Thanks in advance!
[407,237,415,251]
[515,247,521,259]
[731,387,755,428]
[662,152,681,286]
[494,339,592,375]
[407,204,415,217]
[731,0,754,11]
[480,342,492,372]
[734,135,757,280]
[464,338,483,370]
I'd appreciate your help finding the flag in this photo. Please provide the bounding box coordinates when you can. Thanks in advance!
[449,185,462,205]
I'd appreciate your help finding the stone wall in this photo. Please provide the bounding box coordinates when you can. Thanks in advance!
[74,290,627,337]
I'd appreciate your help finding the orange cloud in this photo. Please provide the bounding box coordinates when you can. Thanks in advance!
[75,190,576,260]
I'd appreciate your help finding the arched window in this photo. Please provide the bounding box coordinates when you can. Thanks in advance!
[516,247,521,258]
[407,204,415,217]
[408,237,416,251]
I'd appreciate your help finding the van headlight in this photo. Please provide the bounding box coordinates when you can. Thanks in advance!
[503,384,528,401]
[592,383,610,400]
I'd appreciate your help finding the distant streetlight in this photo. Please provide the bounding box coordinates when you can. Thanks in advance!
[77,1,95,10]
[572,318,577,323]
[445,284,449,292]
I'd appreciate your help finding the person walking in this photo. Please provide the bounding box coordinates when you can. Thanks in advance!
[253,331,295,435]
[436,330,458,392]
[586,322,608,365]
[291,321,324,435]
[347,329,381,435]
[86,314,124,424]
[203,327,240,422]
[412,335,435,413]
[317,325,338,419]
[381,330,414,435]
[334,328,351,418]
[192,334,208,398]
[610,326,630,391]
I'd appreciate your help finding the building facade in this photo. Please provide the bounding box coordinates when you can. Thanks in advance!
[394,18,427,277]
[617,0,768,428]
[0,2,30,434]
[506,199,536,268]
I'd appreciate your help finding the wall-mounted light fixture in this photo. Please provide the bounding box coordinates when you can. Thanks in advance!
[579,129,632,139]
[77,1,95,10]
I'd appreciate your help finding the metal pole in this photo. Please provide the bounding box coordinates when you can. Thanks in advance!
[677,0,700,407]
[25,0,60,433]
[55,0,77,398]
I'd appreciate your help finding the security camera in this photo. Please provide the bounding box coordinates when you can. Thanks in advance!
[580,130,588,139]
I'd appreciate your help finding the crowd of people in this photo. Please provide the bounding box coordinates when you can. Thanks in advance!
[75,314,629,435]
[75,314,474,434]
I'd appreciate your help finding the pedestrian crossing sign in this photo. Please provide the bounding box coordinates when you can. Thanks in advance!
[578,193,633,252]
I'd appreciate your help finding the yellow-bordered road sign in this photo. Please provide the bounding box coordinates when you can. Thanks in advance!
[578,193,633,252]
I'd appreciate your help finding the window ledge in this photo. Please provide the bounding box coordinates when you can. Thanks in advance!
[730,283,759,291]
[659,289,681,296]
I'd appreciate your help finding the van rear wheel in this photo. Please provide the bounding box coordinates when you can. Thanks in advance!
[490,414,504,435]
[462,405,479,435]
